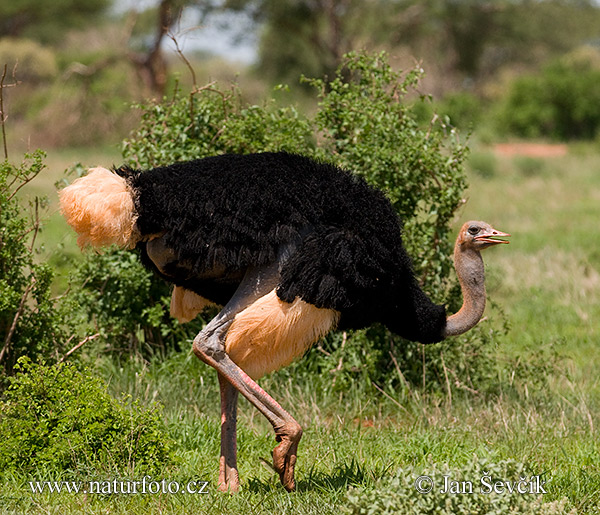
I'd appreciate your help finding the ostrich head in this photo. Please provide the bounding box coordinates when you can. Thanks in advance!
[443,220,510,338]
[456,221,510,252]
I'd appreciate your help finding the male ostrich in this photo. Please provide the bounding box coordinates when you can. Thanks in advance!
[59,152,509,492]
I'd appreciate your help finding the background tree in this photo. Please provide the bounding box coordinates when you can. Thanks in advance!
[219,0,600,94]
[390,0,600,91]
[127,0,188,96]
[225,0,399,84]
[0,0,110,43]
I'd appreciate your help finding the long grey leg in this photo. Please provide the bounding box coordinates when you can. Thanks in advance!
[193,263,303,491]
[218,372,239,492]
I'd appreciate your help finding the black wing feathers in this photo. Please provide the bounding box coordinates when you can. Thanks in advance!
[123,152,446,343]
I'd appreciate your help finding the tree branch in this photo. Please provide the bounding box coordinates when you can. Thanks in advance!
[60,333,100,362]
[6,163,45,202]
[0,276,36,364]
[0,64,9,160]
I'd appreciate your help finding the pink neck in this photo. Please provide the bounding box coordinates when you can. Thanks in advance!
[443,243,486,338]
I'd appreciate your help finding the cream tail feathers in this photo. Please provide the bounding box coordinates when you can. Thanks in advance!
[58,167,139,249]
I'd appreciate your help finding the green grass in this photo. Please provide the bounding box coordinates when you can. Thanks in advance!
[3,143,600,513]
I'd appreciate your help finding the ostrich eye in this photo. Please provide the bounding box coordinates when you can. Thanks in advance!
[468,226,480,235]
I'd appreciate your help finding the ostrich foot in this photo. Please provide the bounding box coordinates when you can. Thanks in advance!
[273,421,302,491]
[218,457,240,493]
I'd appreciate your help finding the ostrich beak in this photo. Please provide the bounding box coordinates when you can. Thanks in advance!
[475,227,511,246]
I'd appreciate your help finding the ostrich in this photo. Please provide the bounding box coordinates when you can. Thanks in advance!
[59,152,509,492]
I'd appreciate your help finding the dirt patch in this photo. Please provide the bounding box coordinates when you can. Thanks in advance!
[494,142,568,158]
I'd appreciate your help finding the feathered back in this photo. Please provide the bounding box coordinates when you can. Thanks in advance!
[123,152,447,344]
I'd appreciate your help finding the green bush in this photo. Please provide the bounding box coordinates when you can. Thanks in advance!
[80,51,503,393]
[0,152,74,378]
[123,52,467,307]
[71,249,188,357]
[344,457,573,514]
[0,358,174,476]
[496,52,600,140]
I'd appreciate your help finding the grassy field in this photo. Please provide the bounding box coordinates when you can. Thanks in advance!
[3,142,600,513]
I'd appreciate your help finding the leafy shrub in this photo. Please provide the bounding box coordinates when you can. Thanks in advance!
[496,51,600,140]
[81,51,503,393]
[0,358,174,476]
[0,152,74,378]
[124,54,468,282]
[123,51,467,302]
[71,249,189,356]
[344,457,574,514]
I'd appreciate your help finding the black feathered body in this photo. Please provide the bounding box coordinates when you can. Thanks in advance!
[120,152,447,344]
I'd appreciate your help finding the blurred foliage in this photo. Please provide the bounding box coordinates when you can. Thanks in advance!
[432,0,600,81]
[0,0,110,43]
[0,358,174,476]
[436,91,484,132]
[513,156,546,177]
[1,32,144,148]
[496,49,600,140]
[467,151,498,180]
[4,0,600,146]
[224,0,600,89]
[233,0,396,86]
[0,38,57,83]
[0,152,75,378]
